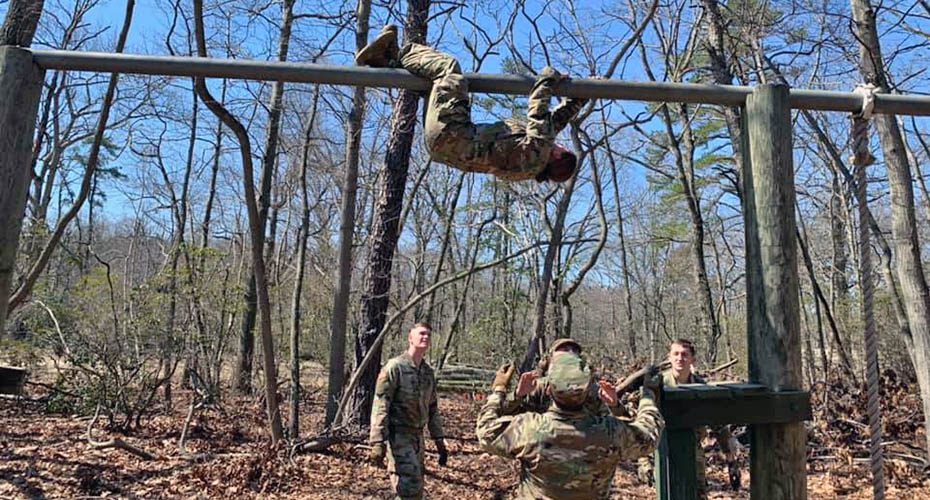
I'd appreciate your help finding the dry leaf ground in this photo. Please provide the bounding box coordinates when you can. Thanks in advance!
[2,381,928,500]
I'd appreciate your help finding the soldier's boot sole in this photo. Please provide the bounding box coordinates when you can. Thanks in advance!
[355,24,399,67]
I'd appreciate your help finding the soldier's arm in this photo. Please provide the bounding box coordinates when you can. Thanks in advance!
[524,67,561,141]
[550,97,589,134]
[613,388,665,460]
[369,361,399,444]
[475,392,527,458]
[427,370,445,439]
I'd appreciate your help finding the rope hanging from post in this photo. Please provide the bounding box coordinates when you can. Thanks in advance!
[849,82,885,500]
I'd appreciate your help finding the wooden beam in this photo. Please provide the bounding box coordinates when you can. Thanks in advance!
[0,46,45,328]
[743,83,807,499]
[663,390,811,428]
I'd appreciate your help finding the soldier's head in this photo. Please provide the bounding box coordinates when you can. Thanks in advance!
[549,338,582,356]
[668,338,696,376]
[536,144,577,183]
[408,322,432,351]
[546,354,593,410]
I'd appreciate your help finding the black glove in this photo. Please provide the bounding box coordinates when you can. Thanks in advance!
[435,439,448,467]
[728,460,741,490]
[642,364,663,394]
[369,442,386,467]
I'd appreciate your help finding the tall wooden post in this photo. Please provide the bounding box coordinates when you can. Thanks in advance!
[0,47,44,329]
[742,83,807,499]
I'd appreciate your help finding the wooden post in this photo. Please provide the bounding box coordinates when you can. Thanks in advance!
[0,46,45,329]
[655,428,699,500]
[743,83,807,499]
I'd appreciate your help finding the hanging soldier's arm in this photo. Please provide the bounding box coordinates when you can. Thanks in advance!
[369,361,399,445]
[550,96,589,134]
[524,67,563,141]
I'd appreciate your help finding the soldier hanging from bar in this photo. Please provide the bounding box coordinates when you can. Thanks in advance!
[355,25,590,183]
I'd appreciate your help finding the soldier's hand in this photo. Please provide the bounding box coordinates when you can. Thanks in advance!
[637,460,654,486]
[515,371,538,398]
[492,362,515,392]
[369,442,386,467]
[597,379,619,407]
[642,364,663,393]
[539,66,569,85]
[435,439,449,467]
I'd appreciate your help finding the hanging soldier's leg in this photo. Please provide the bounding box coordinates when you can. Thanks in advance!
[398,44,481,170]
[355,25,399,67]
[387,433,425,500]
[695,432,708,500]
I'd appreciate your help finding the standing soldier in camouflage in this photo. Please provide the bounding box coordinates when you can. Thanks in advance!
[637,339,740,497]
[476,354,665,499]
[355,25,589,183]
[369,322,448,500]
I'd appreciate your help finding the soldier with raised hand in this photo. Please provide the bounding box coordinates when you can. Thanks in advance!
[637,339,740,497]
[355,25,590,183]
[504,338,628,418]
[476,354,665,499]
[369,322,448,500]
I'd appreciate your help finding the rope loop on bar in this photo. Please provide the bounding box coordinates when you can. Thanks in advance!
[853,83,878,120]
[849,86,885,500]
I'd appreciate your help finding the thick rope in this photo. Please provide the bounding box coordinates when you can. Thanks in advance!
[849,83,885,500]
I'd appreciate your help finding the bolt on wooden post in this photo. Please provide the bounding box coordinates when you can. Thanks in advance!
[0,46,45,329]
[742,83,807,499]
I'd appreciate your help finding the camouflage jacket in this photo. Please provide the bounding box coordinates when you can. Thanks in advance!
[369,353,444,443]
[438,68,587,182]
[476,390,664,499]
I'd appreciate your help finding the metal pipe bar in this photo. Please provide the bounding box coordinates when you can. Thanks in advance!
[29,49,930,116]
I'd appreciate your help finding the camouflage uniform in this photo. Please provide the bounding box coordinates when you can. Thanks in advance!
[370,353,445,500]
[638,369,732,499]
[477,355,664,499]
[399,43,588,181]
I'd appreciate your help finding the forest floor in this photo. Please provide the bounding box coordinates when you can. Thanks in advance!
[1,369,929,499]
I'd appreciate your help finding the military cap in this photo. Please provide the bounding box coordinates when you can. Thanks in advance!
[549,338,582,354]
[547,354,592,407]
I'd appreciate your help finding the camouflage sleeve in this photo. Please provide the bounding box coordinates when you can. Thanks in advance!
[427,371,445,439]
[524,67,560,141]
[369,361,398,444]
[475,392,527,458]
[500,385,548,416]
[614,389,665,460]
[550,97,588,134]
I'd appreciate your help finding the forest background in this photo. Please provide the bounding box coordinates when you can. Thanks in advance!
[1,0,930,497]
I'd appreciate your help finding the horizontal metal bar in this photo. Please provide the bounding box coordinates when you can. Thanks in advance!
[27,49,930,116]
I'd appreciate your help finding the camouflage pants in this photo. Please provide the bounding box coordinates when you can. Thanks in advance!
[387,432,425,500]
[400,44,486,173]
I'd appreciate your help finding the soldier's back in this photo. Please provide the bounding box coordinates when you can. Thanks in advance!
[507,411,624,500]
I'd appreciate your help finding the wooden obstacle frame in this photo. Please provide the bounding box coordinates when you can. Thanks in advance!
[2,45,899,498]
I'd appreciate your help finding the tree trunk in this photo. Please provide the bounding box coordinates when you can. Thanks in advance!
[344,0,430,429]
[851,0,930,458]
[0,0,44,47]
[325,0,372,426]
[291,86,320,438]
[192,0,283,443]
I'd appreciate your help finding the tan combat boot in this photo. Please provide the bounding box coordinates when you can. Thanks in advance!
[355,24,399,67]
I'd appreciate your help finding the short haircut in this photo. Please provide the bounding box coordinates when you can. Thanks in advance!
[670,338,696,356]
[412,322,432,331]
